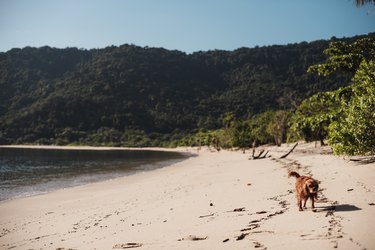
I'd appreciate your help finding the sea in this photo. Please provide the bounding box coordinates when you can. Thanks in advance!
[0,147,189,201]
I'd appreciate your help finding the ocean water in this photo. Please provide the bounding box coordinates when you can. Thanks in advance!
[0,147,188,201]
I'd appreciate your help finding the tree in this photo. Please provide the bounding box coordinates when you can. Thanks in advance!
[328,60,375,155]
[307,37,375,155]
[248,111,277,146]
[0,34,371,146]
[308,38,375,76]
[267,110,290,146]
[289,91,340,146]
[229,119,252,150]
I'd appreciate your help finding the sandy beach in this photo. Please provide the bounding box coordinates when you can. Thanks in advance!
[0,143,374,250]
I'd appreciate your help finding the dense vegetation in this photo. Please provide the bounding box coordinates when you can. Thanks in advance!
[194,36,374,156]
[297,37,375,155]
[0,33,373,153]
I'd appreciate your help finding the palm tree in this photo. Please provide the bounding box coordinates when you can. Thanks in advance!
[356,0,375,6]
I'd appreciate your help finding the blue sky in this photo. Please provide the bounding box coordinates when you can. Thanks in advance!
[0,0,374,53]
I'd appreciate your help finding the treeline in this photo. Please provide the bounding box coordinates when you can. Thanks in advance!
[182,37,375,156]
[0,33,373,154]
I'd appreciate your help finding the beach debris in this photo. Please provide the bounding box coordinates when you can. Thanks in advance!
[233,207,246,212]
[279,142,298,159]
[209,202,214,206]
[235,233,249,241]
[369,202,375,206]
[247,183,252,186]
[178,235,208,241]
[223,238,230,243]
[349,156,375,164]
[347,188,354,192]
[199,213,215,218]
[113,243,143,249]
[250,149,270,160]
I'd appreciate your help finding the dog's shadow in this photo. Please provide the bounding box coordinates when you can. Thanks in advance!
[315,204,362,212]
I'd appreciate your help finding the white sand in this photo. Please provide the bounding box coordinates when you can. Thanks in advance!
[0,143,374,249]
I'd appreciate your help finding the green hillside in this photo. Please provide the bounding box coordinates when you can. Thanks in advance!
[1,34,372,146]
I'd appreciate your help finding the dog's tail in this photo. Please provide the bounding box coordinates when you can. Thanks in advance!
[288,171,300,178]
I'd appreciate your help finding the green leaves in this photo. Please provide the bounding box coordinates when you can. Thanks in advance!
[289,91,340,144]
[308,38,375,76]
[304,37,375,155]
[0,34,372,147]
[328,60,375,155]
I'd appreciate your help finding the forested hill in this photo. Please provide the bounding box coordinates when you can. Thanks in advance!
[1,33,373,146]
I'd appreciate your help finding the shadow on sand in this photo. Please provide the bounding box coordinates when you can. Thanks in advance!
[315,204,362,212]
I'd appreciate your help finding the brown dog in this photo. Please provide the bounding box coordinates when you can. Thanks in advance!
[288,171,319,211]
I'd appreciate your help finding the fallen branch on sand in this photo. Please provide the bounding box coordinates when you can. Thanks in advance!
[349,156,375,164]
[279,142,298,159]
[249,149,270,160]
[198,213,215,218]
[113,243,143,249]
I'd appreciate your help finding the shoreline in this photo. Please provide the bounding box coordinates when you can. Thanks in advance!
[0,144,193,152]
[0,145,195,202]
[1,143,374,249]
[0,156,190,204]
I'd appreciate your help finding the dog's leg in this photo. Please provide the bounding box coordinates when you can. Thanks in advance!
[303,198,308,209]
[298,197,303,211]
[310,196,315,209]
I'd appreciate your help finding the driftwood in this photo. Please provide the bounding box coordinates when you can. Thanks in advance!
[250,149,270,160]
[279,142,298,159]
[250,142,298,160]
[349,156,375,164]
[263,151,270,158]
[113,243,143,249]
[255,149,264,158]
[199,213,215,218]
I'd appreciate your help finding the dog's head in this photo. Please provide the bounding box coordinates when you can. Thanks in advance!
[305,178,319,194]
